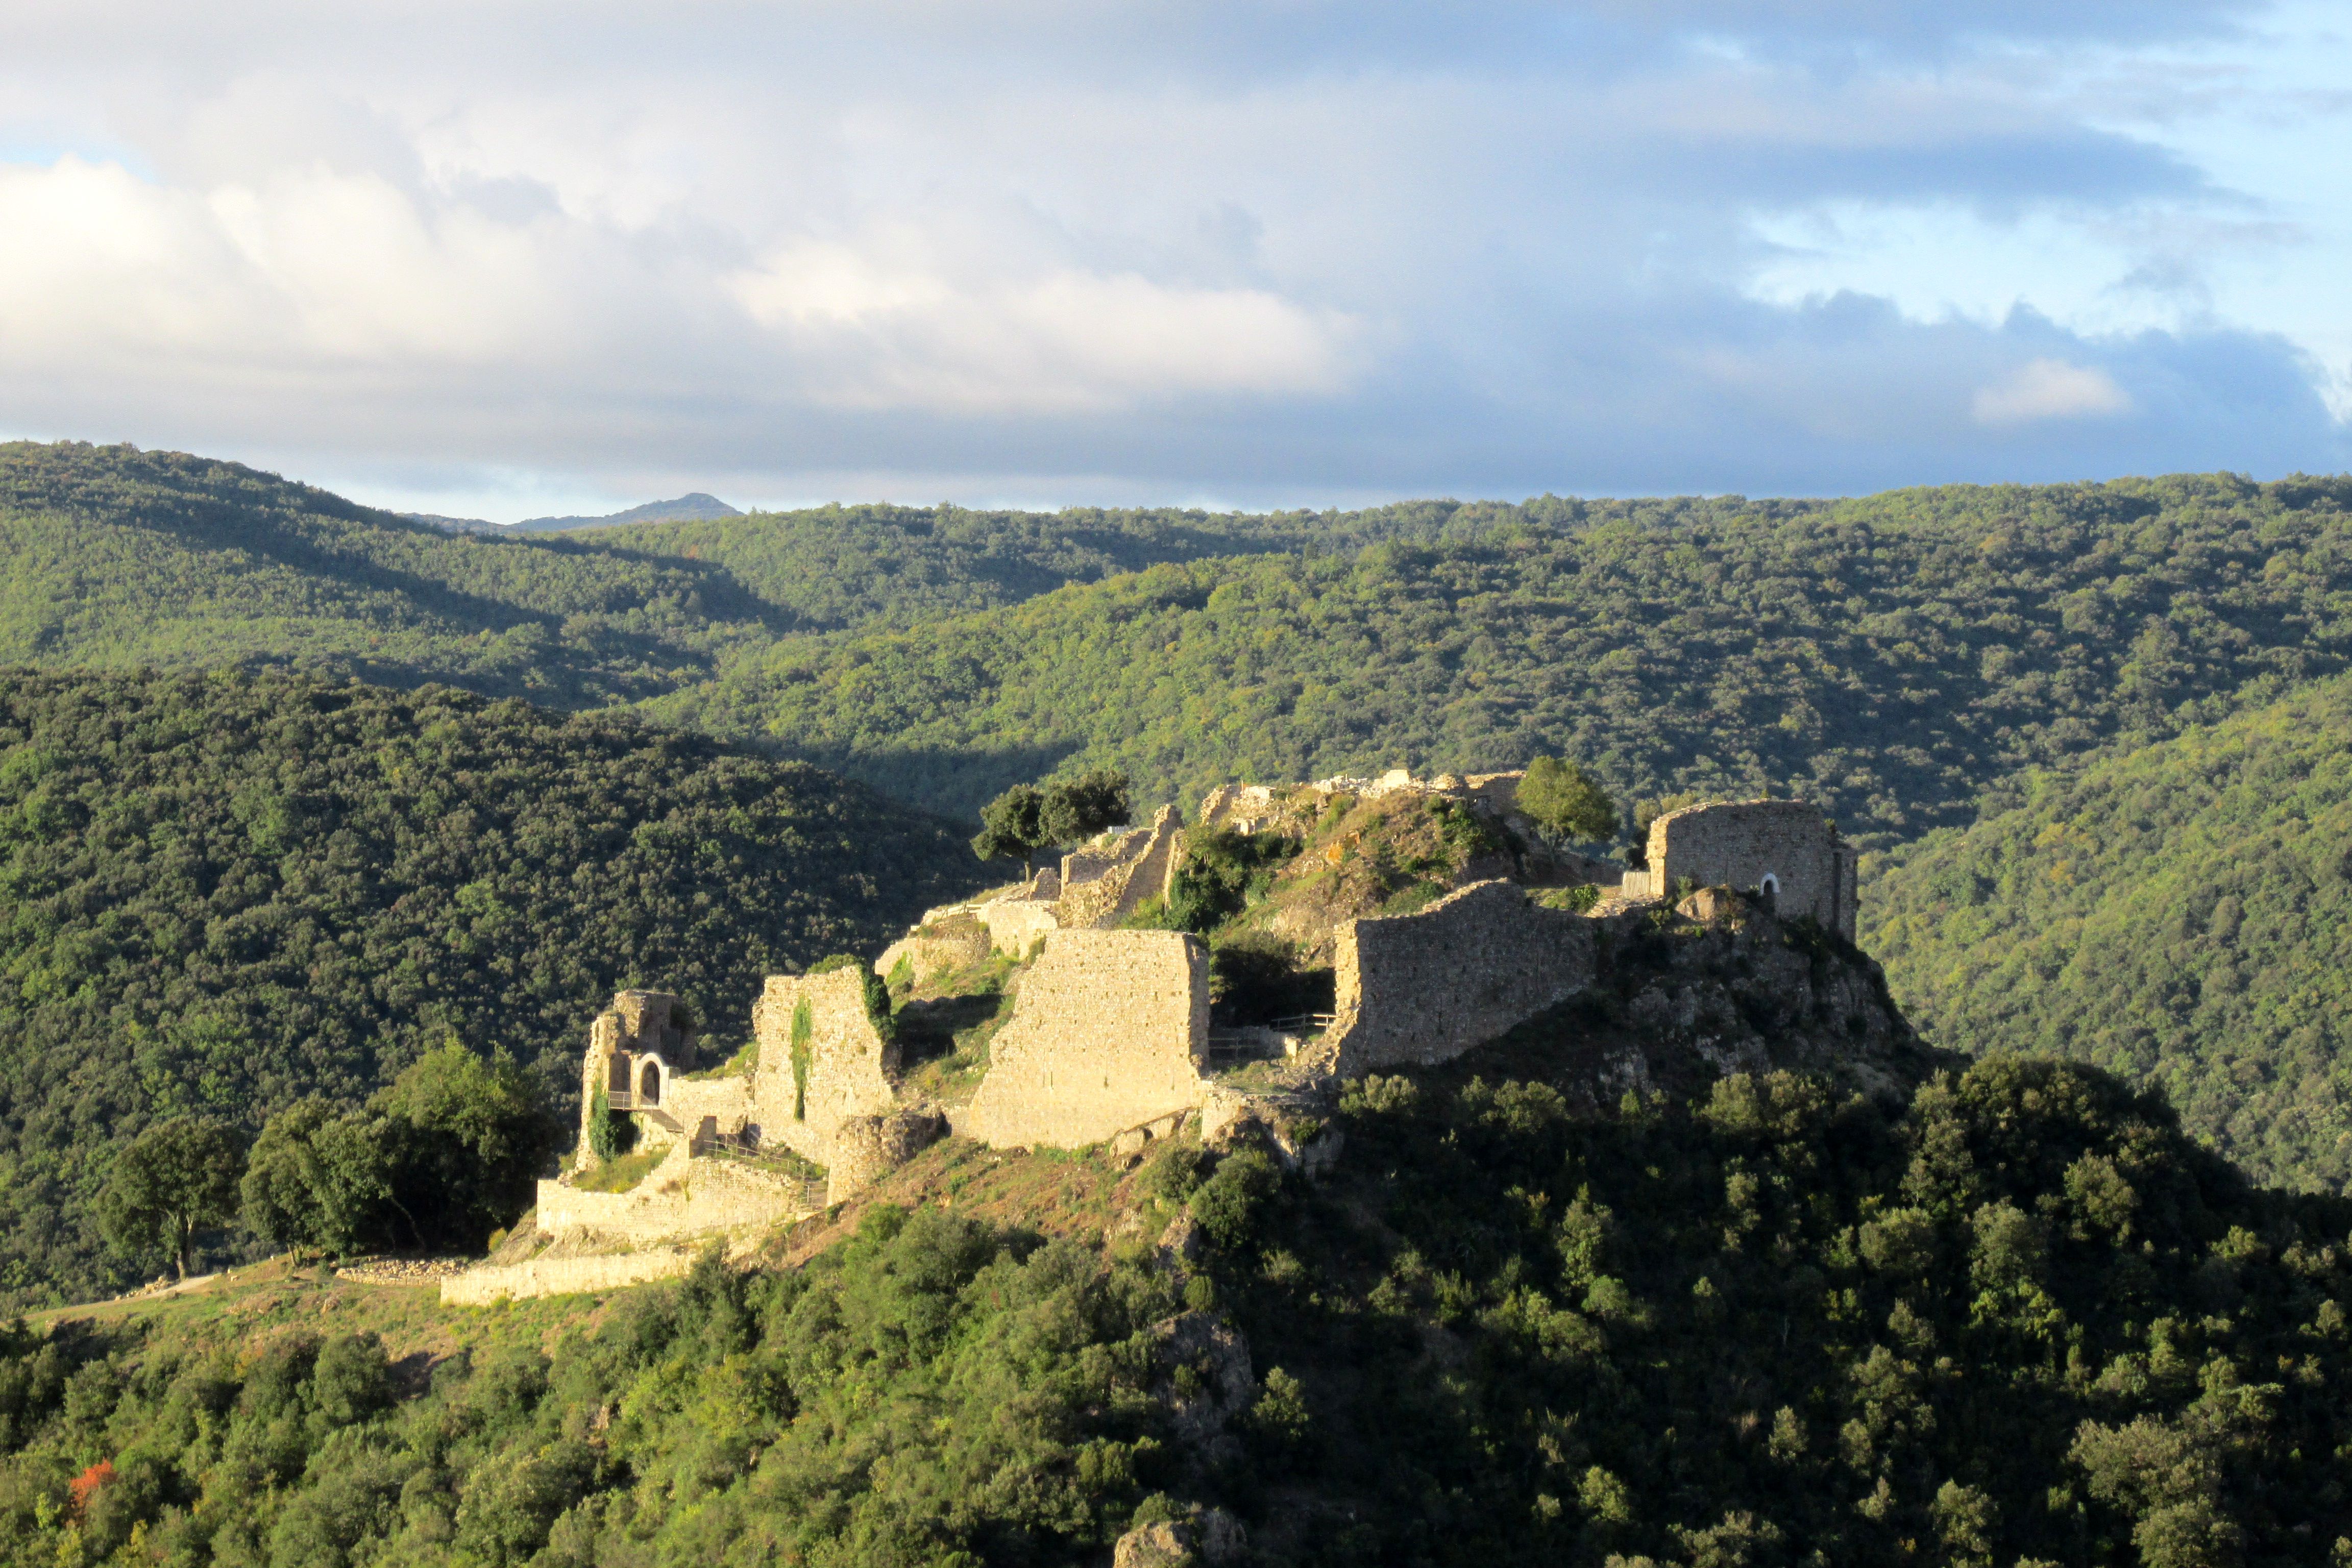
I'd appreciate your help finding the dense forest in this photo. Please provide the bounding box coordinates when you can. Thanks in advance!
[1864,671,2352,1194]
[5,1053,2349,1566]
[653,473,2352,844]
[0,669,980,1309]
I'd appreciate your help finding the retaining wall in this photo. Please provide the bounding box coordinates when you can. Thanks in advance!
[962,929,1211,1148]
[442,1247,697,1305]
[1324,879,1597,1074]
[536,1145,820,1248]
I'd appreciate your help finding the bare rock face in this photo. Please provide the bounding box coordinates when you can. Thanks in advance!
[1148,1310,1256,1445]
[1112,1509,1247,1568]
[1431,886,1929,1115]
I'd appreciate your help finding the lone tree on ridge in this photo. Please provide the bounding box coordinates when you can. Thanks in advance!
[972,769,1133,874]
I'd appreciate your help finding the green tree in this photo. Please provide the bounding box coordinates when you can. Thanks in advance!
[1517,756,1618,844]
[95,1118,244,1279]
[372,1046,557,1253]
[971,782,1048,872]
[240,1099,391,1258]
[1040,767,1132,846]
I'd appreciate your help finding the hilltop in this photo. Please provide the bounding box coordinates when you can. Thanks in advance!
[1866,669,2352,1192]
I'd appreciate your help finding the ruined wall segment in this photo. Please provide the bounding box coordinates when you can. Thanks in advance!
[827,1109,947,1204]
[1324,880,1597,1074]
[750,968,901,1164]
[1057,805,1185,928]
[576,989,699,1163]
[962,929,1211,1148]
[1643,800,1856,939]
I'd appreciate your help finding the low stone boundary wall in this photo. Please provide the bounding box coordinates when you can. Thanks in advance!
[441,1247,696,1305]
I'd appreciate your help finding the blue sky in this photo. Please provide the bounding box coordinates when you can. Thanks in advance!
[0,0,2345,519]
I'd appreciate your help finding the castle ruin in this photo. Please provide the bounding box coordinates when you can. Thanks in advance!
[457,775,1860,1301]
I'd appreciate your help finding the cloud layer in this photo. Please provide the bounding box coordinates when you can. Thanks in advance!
[0,0,2344,514]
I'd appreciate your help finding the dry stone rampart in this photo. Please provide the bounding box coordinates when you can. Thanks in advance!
[442,1246,699,1305]
[1322,879,1597,1074]
[975,898,1059,956]
[750,968,900,1164]
[1640,800,1857,939]
[962,929,1211,1147]
[535,1148,821,1248]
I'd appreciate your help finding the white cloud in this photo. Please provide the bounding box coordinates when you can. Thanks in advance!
[0,0,2342,512]
[1972,358,2135,423]
[729,242,1356,412]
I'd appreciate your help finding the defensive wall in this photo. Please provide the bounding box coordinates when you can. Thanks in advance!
[534,1136,824,1247]
[442,1246,702,1306]
[1320,879,1598,1074]
[1621,800,1857,939]
[961,928,1212,1148]
[827,1109,949,1204]
[749,968,900,1165]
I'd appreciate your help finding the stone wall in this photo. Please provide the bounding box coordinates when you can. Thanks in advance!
[1058,805,1185,928]
[826,1109,947,1204]
[976,898,1060,957]
[660,1075,755,1145]
[1322,879,1598,1074]
[749,968,901,1164]
[962,929,1211,1148]
[576,989,698,1163]
[536,1143,823,1248]
[875,914,993,985]
[1643,800,1856,939]
[442,1246,700,1305]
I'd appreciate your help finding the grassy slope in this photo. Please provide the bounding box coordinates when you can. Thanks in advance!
[0,668,983,1309]
[653,473,2352,844]
[1865,670,2352,1192]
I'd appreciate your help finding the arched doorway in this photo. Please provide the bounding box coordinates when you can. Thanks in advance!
[639,1060,662,1105]
[1758,872,1780,909]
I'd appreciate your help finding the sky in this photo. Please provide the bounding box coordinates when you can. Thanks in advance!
[1,0,2347,521]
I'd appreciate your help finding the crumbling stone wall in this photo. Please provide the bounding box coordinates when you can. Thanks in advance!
[1058,805,1185,927]
[750,968,901,1164]
[826,1109,947,1204]
[443,1246,700,1305]
[1322,879,1597,1074]
[535,1142,823,1249]
[874,913,993,985]
[1641,800,1857,939]
[576,989,699,1163]
[963,929,1211,1148]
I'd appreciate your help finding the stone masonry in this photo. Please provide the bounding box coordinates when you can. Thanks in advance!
[749,968,900,1166]
[1319,879,1598,1074]
[1621,800,1857,939]
[576,990,698,1163]
[961,928,1212,1148]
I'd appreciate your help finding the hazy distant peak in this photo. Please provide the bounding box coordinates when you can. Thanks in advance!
[516,493,743,532]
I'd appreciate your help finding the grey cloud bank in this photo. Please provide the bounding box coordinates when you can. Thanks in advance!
[0,0,2343,518]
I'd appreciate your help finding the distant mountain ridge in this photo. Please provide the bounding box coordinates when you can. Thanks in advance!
[409,492,743,533]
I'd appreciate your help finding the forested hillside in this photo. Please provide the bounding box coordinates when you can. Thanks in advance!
[657,473,2352,843]
[1865,672,2352,1192]
[0,669,979,1308]
[8,1056,2349,1565]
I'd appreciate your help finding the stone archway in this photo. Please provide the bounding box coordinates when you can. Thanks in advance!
[1758,872,1780,909]
[639,1059,662,1105]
